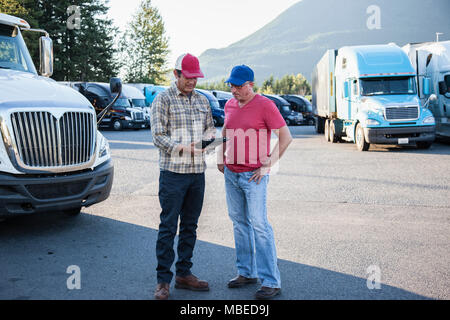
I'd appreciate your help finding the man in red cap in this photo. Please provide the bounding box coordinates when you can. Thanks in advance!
[151,53,215,300]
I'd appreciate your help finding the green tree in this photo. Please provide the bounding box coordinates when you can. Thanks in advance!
[2,0,118,81]
[0,0,27,15]
[120,0,169,84]
[259,73,311,95]
[197,78,230,92]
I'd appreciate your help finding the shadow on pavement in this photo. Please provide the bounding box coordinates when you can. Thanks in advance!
[0,212,431,300]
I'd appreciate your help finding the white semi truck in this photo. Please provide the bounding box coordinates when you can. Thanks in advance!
[403,40,450,139]
[0,13,114,218]
[312,44,436,151]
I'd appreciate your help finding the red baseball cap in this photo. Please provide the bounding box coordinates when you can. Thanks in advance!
[175,53,204,78]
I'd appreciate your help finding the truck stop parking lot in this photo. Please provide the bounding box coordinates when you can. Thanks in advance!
[1,125,449,300]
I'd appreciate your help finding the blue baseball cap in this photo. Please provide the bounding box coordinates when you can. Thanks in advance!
[225,65,254,86]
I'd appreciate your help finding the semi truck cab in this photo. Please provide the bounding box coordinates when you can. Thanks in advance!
[0,13,113,218]
[314,44,436,151]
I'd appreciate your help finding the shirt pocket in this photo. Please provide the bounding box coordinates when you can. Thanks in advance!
[193,105,210,129]
[168,106,187,126]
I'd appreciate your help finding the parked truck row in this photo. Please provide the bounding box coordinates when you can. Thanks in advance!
[1,11,448,220]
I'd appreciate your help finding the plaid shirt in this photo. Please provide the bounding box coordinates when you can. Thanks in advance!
[151,83,215,174]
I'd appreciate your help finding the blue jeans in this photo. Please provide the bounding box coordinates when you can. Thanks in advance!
[224,167,281,288]
[156,170,205,284]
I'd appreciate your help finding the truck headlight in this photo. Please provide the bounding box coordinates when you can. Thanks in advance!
[423,116,435,124]
[366,119,380,126]
[99,135,110,158]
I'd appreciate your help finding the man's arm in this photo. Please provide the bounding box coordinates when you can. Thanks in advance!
[217,125,227,173]
[150,94,180,154]
[266,125,292,167]
[151,95,202,156]
[248,125,292,183]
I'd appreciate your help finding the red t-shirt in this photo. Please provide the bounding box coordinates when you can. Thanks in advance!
[224,94,286,173]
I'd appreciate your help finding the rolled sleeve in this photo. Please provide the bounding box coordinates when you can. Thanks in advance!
[150,94,180,154]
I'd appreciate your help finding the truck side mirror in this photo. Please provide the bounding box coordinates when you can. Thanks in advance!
[110,78,122,94]
[422,77,431,95]
[343,81,349,98]
[438,81,447,95]
[39,36,53,77]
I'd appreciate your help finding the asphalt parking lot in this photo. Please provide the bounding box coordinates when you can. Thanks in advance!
[1,125,449,300]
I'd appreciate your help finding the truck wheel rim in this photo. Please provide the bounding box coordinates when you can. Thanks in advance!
[114,121,121,130]
[357,128,363,147]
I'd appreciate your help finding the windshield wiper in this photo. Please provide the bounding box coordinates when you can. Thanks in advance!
[0,66,11,69]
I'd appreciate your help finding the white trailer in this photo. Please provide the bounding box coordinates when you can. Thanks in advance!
[403,41,450,139]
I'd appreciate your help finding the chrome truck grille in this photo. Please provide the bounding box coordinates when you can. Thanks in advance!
[132,111,144,121]
[8,111,96,171]
[385,106,419,121]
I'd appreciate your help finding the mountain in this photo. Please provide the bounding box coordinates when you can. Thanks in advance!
[198,0,450,84]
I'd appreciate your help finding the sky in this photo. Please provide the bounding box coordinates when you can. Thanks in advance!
[108,0,300,66]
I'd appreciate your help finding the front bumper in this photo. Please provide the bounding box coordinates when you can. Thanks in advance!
[0,159,114,217]
[124,120,148,129]
[364,126,436,144]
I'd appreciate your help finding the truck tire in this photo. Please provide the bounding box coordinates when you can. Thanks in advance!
[112,119,123,131]
[315,117,324,134]
[329,120,338,143]
[355,123,370,151]
[324,119,330,142]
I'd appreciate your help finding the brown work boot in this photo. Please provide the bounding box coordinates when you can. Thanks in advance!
[255,286,281,300]
[228,275,258,288]
[175,274,210,291]
[154,282,170,300]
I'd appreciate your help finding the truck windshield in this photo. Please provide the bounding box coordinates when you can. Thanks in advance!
[131,99,146,107]
[113,98,131,108]
[210,99,221,109]
[281,105,291,113]
[360,76,416,96]
[0,25,37,74]
[445,75,450,94]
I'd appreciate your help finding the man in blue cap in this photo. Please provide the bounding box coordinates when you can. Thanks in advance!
[218,65,293,299]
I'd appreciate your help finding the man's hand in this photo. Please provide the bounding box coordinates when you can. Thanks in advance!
[248,158,271,184]
[179,142,204,156]
[217,164,224,174]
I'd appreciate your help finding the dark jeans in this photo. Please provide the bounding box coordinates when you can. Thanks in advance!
[156,170,205,284]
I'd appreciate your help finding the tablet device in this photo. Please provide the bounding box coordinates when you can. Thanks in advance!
[195,137,228,149]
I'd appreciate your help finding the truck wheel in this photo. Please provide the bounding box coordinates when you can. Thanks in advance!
[315,117,324,134]
[355,123,369,151]
[324,120,330,142]
[64,207,82,216]
[329,120,338,143]
[416,141,432,149]
[113,119,123,131]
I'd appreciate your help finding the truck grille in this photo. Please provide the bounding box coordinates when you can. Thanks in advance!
[132,111,144,121]
[385,106,419,121]
[10,111,95,169]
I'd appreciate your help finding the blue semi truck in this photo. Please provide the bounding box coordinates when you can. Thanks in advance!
[312,44,436,151]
